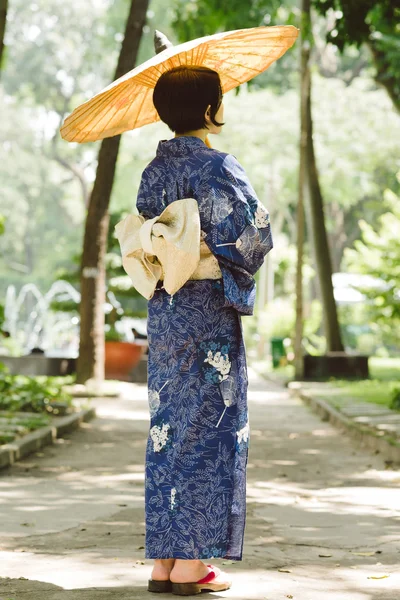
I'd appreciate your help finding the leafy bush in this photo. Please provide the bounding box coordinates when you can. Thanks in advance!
[0,363,73,414]
[390,386,400,411]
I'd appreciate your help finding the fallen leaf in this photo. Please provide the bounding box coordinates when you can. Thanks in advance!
[278,568,291,573]
[319,553,332,558]
[367,574,389,580]
[136,560,145,565]
[286,595,294,599]
[222,560,235,565]
[137,546,145,550]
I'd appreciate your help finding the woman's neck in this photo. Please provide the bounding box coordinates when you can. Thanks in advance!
[174,130,208,143]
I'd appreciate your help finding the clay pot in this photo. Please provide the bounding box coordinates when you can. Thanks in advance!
[105,341,146,381]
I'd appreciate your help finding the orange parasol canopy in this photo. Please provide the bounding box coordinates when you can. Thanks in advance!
[61,25,299,144]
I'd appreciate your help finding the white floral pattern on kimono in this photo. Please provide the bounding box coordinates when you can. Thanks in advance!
[150,422,171,452]
[237,422,250,446]
[204,349,231,381]
[254,204,270,229]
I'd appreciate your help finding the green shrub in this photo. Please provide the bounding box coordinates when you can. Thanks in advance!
[0,363,72,414]
[390,386,400,411]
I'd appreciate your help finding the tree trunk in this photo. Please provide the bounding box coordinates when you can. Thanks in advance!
[305,56,344,352]
[0,0,8,70]
[294,0,344,355]
[77,0,149,383]
[294,0,309,380]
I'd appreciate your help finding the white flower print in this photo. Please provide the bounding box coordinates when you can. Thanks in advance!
[148,380,169,417]
[204,350,231,381]
[254,204,270,229]
[170,487,176,510]
[150,423,171,452]
[237,422,250,445]
[210,190,234,226]
[148,389,160,417]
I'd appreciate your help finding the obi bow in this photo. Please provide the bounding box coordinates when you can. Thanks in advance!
[114,198,201,299]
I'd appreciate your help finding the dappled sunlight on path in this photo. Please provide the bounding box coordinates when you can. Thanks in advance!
[0,369,399,599]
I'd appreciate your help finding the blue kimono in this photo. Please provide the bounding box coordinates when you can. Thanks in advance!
[136,136,272,560]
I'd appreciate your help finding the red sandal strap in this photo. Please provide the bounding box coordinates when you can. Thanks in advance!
[197,565,221,584]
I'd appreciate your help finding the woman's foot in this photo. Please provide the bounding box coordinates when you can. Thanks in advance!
[170,562,232,595]
[151,558,176,581]
[169,560,216,583]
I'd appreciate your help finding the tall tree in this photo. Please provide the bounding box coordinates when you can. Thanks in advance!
[77,0,149,383]
[305,64,344,351]
[294,0,310,379]
[0,0,7,69]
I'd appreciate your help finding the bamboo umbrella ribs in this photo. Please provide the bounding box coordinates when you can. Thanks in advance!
[61,25,299,144]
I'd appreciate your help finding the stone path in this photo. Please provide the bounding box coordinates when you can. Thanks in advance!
[1,370,399,599]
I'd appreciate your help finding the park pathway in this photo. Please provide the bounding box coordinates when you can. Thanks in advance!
[0,369,399,600]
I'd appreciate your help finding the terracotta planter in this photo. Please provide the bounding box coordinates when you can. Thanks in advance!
[105,341,146,381]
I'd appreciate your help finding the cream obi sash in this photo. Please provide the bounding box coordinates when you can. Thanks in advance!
[114,198,222,300]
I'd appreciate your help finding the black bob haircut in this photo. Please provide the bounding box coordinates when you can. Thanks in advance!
[153,65,225,134]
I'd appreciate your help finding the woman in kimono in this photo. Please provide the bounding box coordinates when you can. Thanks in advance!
[135,65,273,595]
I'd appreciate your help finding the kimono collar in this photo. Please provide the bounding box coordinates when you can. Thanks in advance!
[156,136,207,157]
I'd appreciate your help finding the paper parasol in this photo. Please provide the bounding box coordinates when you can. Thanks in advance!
[61,25,299,144]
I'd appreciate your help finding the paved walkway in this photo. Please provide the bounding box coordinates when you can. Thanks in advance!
[0,370,399,599]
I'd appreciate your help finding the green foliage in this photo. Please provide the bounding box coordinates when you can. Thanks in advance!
[0,363,73,414]
[0,412,51,444]
[105,326,124,342]
[318,378,395,409]
[338,303,397,355]
[313,0,400,110]
[390,386,400,411]
[0,303,5,332]
[312,0,397,49]
[370,357,400,380]
[345,188,400,337]
[172,0,283,36]
[171,0,299,92]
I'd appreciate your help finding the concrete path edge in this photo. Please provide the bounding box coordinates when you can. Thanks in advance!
[0,407,96,470]
[289,384,400,465]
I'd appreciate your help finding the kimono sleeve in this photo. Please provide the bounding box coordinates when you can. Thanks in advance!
[203,153,273,277]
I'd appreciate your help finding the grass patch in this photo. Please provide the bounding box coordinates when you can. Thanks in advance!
[369,357,400,381]
[324,357,399,410]
[323,380,394,408]
[252,356,400,411]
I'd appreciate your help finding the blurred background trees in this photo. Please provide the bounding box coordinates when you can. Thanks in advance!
[0,0,399,378]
